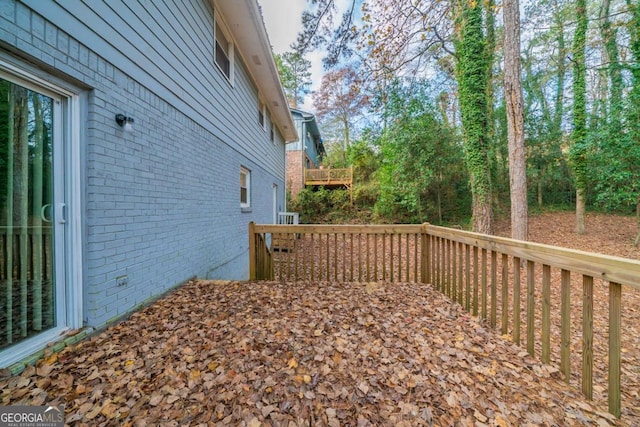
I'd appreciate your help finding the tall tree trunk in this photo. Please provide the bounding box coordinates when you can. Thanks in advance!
[32,93,44,331]
[552,0,566,138]
[504,0,528,241]
[438,93,451,129]
[628,0,640,243]
[634,201,640,247]
[437,186,442,223]
[454,0,493,234]
[15,86,29,338]
[576,188,586,234]
[485,0,498,208]
[537,172,543,207]
[5,85,15,344]
[601,0,622,133]
[342,115,350,165]
[570,0,588,234]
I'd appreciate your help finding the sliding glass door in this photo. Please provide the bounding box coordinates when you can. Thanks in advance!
[0,75,64,353]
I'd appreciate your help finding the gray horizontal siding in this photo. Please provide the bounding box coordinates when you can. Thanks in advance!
[22,0,286,176]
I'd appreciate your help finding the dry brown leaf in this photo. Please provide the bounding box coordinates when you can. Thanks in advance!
[495,414,511,427]
[148,394,163,406]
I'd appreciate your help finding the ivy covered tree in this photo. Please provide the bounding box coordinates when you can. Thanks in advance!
[454,0,493,233]
[568,0,588,234]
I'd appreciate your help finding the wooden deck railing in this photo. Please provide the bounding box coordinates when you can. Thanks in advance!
[305,167,353,186]
[249,222,640,418]
[251,224,424,283]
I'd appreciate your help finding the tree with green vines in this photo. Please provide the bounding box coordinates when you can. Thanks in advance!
[568,0,588,234]
[454,0,493,234]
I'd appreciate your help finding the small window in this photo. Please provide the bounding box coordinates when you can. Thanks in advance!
[215,20,232,80]
[270,122,275,143]
[240,167,251,208]
[258,100,265,128]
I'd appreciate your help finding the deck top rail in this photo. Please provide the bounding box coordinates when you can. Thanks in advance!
[424,223,640,290]
[251,222,640,289]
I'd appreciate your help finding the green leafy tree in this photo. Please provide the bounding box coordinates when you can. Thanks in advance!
[375,80,467,224]
[347,136,380,209]
[592,0,640,244]
[600,0,623,133]
[521,0,576,209]
[274,52,312,109]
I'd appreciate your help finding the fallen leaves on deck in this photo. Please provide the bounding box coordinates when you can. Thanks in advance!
[1,279,622,426]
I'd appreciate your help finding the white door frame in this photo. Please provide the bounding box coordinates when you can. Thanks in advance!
[0,61,83,368]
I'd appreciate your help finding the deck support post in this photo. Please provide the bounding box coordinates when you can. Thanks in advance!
[249,221,256,280]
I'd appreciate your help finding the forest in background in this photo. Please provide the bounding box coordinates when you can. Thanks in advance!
[274,0,640,241]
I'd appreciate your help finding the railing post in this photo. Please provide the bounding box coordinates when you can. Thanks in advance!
[501,253,509,335]
[526,260,535,357]
[609,281,622,418]
[249,221,256,280]
[542,264,551,364]
[421,224,429,284]
[512,257,521,345]
[491,250,497,328]
[561,269,571,383]
[582,275,594,400]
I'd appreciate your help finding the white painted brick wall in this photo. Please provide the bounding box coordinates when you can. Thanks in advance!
[1,0,288,328]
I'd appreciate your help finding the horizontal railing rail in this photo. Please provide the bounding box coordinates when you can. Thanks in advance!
[248,222,640,418]
[424,224,640,289]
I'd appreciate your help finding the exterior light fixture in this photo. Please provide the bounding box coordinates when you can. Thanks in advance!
[115,114,134,132]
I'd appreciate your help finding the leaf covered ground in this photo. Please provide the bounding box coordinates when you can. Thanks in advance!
[0,280,621,426]
[1,211,637,426]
